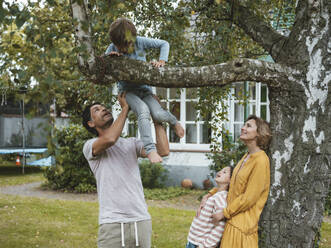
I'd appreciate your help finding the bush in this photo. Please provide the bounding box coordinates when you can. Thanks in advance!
[139,160,168,189]
[144,187,190,200]
[44,124,96,193]
[207,133,247,177]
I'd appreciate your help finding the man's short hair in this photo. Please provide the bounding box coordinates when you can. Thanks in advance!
[82,102,101,136]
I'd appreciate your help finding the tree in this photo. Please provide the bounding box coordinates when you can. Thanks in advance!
[1,0,329,246]
[70,0,330,247]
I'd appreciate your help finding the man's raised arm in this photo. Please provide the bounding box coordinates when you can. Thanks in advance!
[92,93,129,156]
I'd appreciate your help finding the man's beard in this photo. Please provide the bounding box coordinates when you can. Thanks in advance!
[103,117,114,129]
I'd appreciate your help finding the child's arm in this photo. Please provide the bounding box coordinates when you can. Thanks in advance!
[200,193,227,248]
[196,187,218,217]
[138,37,169,63]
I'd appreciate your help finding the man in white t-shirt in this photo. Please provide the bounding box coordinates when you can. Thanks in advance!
[82,93,169,248]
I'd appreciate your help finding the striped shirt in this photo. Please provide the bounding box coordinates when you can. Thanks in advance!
[188,191,227,248]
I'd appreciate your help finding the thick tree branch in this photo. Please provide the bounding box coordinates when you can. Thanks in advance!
[70,0,95,73]
[226,0,288,61]
[94,56,298,89]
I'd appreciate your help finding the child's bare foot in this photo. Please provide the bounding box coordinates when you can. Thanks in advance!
[174,122,185,138]
[147,150,163,164]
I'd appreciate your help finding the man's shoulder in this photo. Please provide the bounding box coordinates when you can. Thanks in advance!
[83,137,98,152]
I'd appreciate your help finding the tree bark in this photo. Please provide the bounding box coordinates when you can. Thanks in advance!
[259,1,331,247]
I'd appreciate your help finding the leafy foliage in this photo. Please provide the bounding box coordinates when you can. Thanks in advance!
[44,123,96,193]
[139,160,168,189]
[207,132,247,177]
[144,187,191,200]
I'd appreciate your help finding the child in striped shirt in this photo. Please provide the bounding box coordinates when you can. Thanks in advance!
[186,166,233,248]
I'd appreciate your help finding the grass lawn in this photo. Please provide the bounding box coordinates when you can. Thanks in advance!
[321,221,331,248]
[0,165,45,187]
[0,164,330,247]
[0,193,193,248]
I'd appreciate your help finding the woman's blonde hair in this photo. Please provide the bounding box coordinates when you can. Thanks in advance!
[246,115,272,150]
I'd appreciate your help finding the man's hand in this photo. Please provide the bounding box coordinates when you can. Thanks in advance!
[107,51,123,57]
[151,60,166,68]
[212,211,224,225]
[118,92,129,110]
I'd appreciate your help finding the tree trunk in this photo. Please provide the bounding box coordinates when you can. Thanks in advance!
[259,1,330,246]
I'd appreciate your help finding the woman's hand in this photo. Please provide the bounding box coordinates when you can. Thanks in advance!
[212,211,225,225]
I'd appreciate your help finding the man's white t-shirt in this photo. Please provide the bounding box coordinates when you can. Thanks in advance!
[83,137,151,225]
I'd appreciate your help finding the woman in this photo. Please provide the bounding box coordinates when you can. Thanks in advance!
[206,115,272,248]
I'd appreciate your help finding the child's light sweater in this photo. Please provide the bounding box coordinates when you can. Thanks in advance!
[188,190,227,248]
[105,36,169,92]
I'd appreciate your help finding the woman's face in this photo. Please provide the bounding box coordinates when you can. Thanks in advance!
[240,119,258,143]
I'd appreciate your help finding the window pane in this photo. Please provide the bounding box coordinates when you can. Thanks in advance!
[169,126,180,143]
[156,88,167,100]
[248,82,256,100]
[233,124,242,141]
[252,104,256,115]
[186,88,197,99]
[170,101,180,120]
[261,105,267,120]
[186,124,197,143]
[186,102,197,121]
[234,83,245,98]
[261,85,267,102]
[234,103,244,122]
[199,123,211,144]
[128,123,138,137]
[170,88,181,99]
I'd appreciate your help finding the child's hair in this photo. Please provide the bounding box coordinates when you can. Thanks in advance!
[108,17,137,47]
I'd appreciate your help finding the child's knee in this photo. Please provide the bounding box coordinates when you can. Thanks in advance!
[137,107,150,120]
[151,110,164,122]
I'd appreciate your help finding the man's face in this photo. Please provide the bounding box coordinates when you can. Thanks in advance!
[88,104,113,130]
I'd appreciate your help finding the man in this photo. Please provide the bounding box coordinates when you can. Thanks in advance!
[82,93,169,248]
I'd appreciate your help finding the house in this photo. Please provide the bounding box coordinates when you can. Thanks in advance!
[112,80,270,188]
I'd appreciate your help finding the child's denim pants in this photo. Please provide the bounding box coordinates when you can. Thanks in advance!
[125,90,178,154]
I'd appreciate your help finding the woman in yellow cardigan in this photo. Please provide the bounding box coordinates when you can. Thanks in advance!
[203,115,272,248]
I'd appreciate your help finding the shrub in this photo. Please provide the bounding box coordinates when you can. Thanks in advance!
[139,160,168,189]
[44,124,96,193]
[207,133,247,177]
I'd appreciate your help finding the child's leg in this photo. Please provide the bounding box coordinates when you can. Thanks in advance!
[126,92,156,154]
[143,94,185,138]
[126,92,163,163]
[185,241,198,248]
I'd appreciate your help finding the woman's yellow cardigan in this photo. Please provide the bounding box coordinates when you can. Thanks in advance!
[210,150,270,235]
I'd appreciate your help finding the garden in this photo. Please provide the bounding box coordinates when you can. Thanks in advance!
[0,152,331,248]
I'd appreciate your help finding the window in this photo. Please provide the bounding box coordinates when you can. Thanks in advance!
[229,82,270,141]
[155,88,211,151]
[113,82,269,151]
